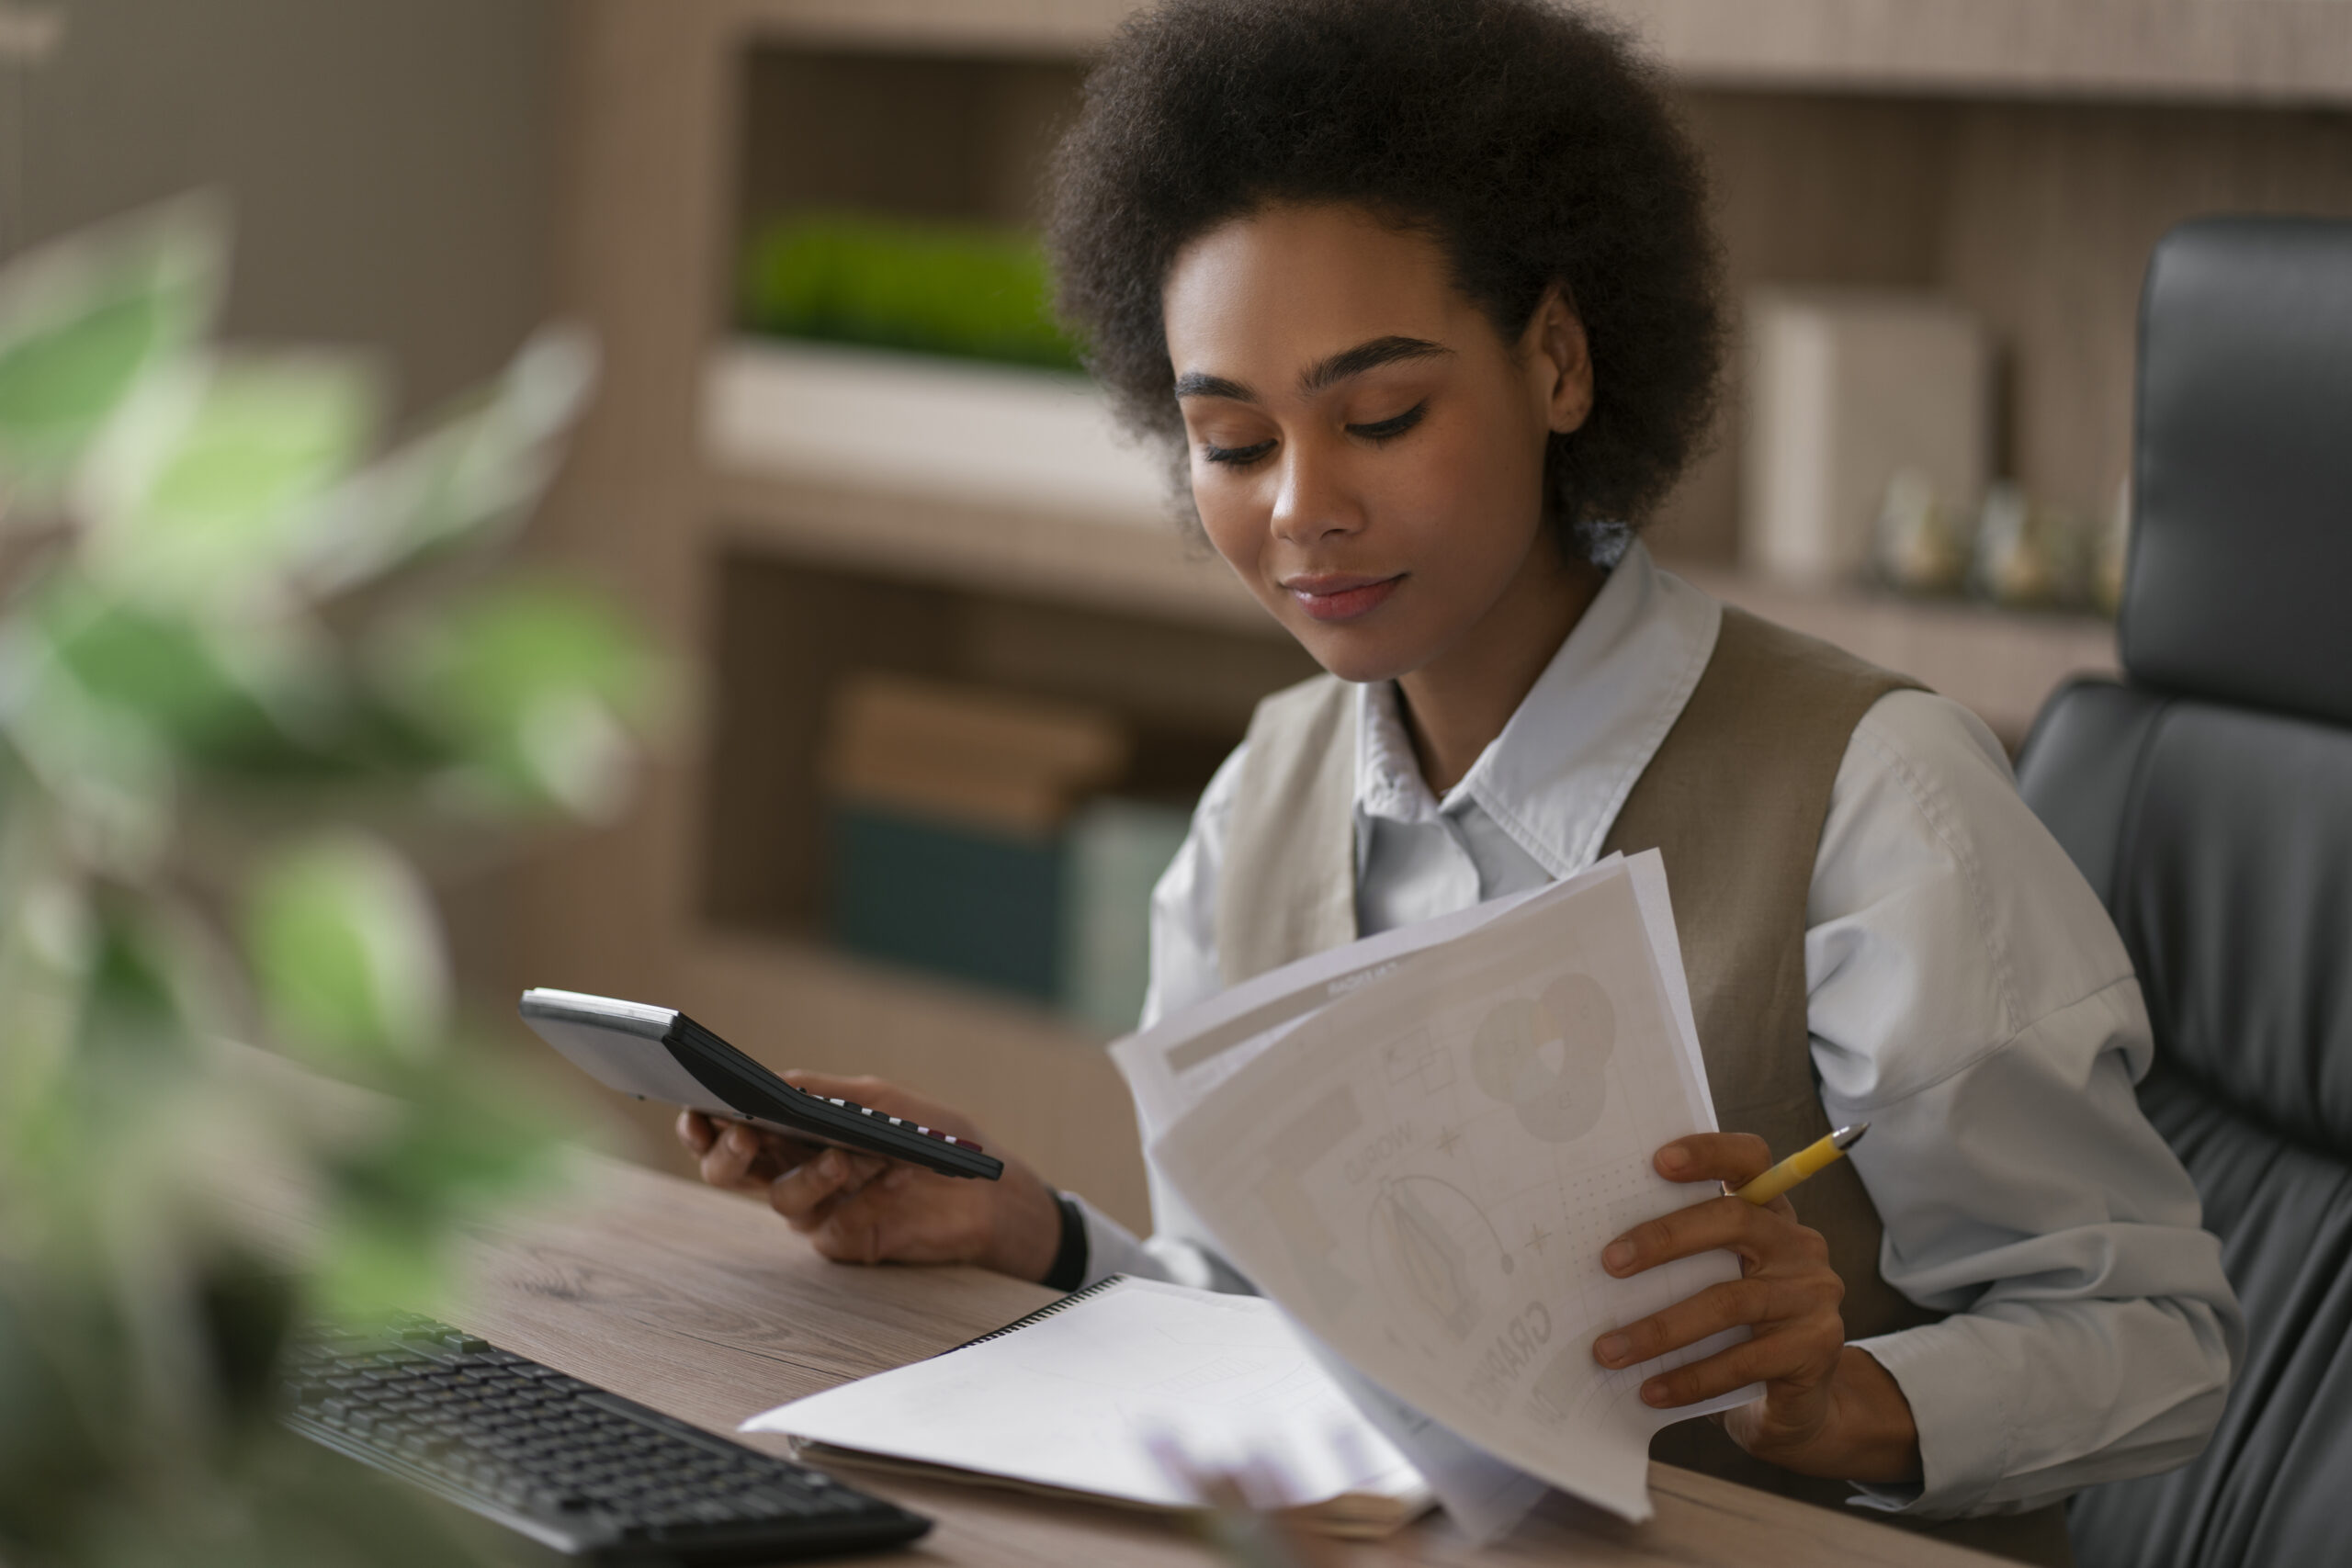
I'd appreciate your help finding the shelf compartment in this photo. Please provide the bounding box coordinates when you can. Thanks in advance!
[734,39,1085,235]
[698,550,1313,937]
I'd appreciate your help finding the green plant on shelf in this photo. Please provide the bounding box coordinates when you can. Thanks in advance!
[741,210,1084,373]
[0,198,662,1565]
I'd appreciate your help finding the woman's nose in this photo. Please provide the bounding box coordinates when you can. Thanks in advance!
[1269,435,1366,545]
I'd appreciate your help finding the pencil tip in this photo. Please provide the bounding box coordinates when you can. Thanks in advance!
[1833,1122,1870,1150]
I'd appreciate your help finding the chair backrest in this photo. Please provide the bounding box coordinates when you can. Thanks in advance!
[2014,216,2352,1568]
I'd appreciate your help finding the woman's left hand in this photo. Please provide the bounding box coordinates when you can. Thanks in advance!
[1588,1132,1923,1484]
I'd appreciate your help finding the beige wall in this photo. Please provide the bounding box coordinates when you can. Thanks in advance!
[9,0,564,1005]
[14,0,560,417]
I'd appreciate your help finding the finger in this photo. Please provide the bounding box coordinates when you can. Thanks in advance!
[766,1147,862,1227]
[1634,1317,1846,1409]
[677,1111,717,1155]
[1605,1196,1823,1277]
[810,1189,895,1267]
[752,1128,825,1174]
[808,1147,894,1206]
[698,1122,768,1191]
[1655,1133,1775,1187]
[835,1150,893,1192]
[1592,1276,1826,1368]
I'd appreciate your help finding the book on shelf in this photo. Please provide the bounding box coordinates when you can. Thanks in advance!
[822,671,1127,839]
[819,673,1191,1026]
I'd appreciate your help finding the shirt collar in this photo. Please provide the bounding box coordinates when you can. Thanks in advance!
[1353,541,1723,877]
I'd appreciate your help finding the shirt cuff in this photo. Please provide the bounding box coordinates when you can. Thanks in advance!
[1847,1326,2011,1518]
[1041,1194,1089,1291]
[1068,1194,1160,1289]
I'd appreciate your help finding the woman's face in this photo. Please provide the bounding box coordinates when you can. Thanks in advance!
[1160,202,1592,684]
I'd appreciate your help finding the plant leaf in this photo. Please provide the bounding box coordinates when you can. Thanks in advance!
[0,612,181,873]
[377,581,655,818]
[0,195,223,499]
[243,833,447,1066]
[300,327,596,593]
[77,353,379,611]
[25,570,286,748]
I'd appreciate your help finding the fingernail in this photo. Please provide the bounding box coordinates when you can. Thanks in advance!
[1642,1381,1669,1405]
[1596,1335,1631,1365]
[1603,1240,1634,1271]
[727,1126,752,1153]
[1658,1145,1690,1174]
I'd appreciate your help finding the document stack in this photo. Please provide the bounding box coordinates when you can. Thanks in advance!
[1114,851,1756,1537]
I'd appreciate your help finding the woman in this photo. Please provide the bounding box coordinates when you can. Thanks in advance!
[681,4,2236,1561]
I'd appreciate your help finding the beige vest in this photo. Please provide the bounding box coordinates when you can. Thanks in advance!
[1215,607,2071,1566]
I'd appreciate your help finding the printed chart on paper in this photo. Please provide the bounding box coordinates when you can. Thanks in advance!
[1151,860,1750,1521]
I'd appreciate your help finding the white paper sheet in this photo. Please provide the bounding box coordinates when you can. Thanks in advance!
[1107,860,1631,1538]
[740,1277,1429,1518]
[1111,856,1627,1134]
[1148,853,1757,1524]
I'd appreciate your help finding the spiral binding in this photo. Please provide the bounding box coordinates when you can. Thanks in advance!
[946,1274,1131,1353]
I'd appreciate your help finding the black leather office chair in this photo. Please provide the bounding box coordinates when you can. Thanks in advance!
[2014,216,2352,1568]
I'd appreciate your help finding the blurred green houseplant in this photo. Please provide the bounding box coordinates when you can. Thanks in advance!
[0,200,657,1564]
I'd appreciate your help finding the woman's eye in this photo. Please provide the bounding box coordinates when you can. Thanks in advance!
[1346,401,1428,444]
[1203,438,1276,467]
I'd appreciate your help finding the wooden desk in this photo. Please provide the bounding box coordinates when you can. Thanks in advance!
[451,1156,2004,1567]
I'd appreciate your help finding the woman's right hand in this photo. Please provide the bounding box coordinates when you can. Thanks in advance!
[674,1072,1067,1283]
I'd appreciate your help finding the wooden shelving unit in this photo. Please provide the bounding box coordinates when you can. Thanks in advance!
[1594,0,2352,104]
[526,0,2345,1225]
[713,0,2352,103]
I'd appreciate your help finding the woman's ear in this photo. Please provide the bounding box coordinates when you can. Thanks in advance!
[1522,284,1594,435]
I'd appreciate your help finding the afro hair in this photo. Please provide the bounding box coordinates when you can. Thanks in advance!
[1046,0,1723,558]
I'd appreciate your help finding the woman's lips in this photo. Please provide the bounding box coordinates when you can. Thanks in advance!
[1283,572,1403,623]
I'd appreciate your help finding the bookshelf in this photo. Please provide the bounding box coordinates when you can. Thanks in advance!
[707,0,2352,101]
[527,0,2349,1226]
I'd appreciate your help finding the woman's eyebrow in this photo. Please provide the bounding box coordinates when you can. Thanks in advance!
[1173,369,1255,401]
[1298,334,1452,395]
[1171,334,1453,404]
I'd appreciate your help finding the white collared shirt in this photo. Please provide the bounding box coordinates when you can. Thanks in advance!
[1071,542,2241,1519]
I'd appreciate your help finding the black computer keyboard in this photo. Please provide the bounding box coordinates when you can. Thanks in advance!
[279,1313,930,1563]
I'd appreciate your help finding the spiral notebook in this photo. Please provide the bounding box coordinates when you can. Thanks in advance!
[741,1276,1433,1538]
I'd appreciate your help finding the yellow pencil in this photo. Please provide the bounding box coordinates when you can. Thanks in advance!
[1733,1123,1869,1205]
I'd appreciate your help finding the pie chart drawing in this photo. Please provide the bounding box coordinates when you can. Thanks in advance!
[1366,1174,1510,1343]
[1469,973,1615,1141]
